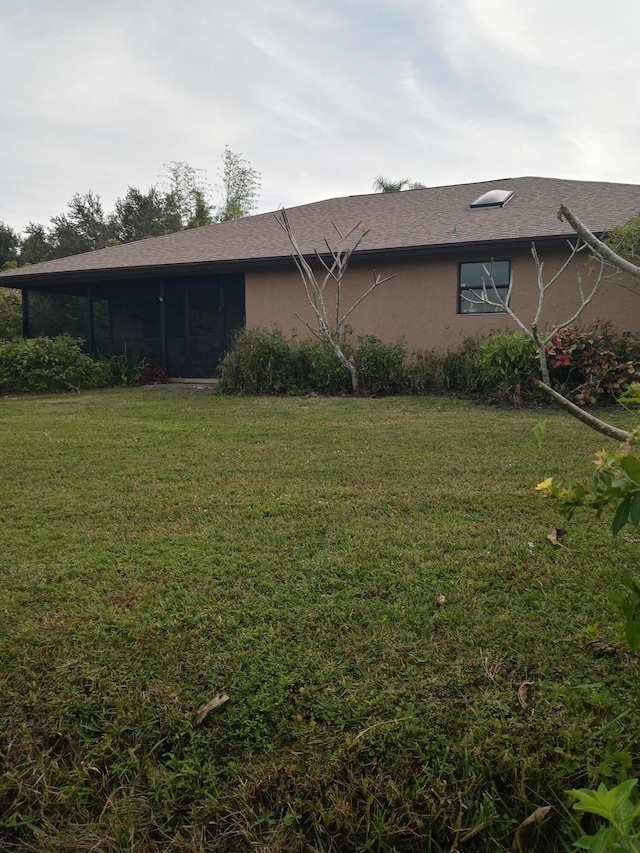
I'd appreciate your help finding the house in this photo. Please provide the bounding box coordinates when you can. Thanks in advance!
[2,176,640,377]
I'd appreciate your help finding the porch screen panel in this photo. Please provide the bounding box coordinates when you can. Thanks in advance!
[107,282,162,363]
[163,284,187,377]
[26,290,89,340]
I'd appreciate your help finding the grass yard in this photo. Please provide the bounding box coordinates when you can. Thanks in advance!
[0,389,638,851]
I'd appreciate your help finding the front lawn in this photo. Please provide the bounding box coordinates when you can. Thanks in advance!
[0,389,637,851]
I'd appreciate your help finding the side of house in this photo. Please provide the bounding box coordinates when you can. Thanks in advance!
[2,176,640,376]
[246,246,640,353]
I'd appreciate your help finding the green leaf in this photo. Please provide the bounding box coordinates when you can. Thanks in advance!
[569,787,615,821]
[630,493,640,527]
[574,826,618,853]
[620,454,640,485]
[612,498,631,536]
[607,778,638,813]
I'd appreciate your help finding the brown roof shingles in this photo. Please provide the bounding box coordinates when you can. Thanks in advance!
[2,176,639,284]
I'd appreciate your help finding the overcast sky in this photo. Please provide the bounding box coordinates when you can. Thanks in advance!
[2,0,640,232]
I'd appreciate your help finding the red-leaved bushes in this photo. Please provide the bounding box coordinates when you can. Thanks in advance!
[546,322,640,405]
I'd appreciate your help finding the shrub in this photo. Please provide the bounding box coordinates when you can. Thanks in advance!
[101,349,148,386]
[0,288,22,340]
[546,322,640,405]
[140,362,168,385]
[219,329,407,396]
[404,339,482,396]
[476,331,538,400]
[440,337,483,394]
[0,335,97,393]
[219,329,297,394]
[355,335,406,395]
[291,337,350,395]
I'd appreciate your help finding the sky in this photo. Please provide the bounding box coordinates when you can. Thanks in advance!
[2,0,640,233]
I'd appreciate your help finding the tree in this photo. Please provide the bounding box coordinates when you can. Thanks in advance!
[462,205,640,442]
[372,176,425,192]
[605,211,640,267]
[216,146,261,221]
[19,222,52,265]
[110,186,183,244]
[276,208,394,395]
[162,161,214,229]
[0,221,20,270]
[47,191,113,258]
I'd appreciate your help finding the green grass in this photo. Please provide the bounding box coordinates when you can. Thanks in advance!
[0,389,638,851]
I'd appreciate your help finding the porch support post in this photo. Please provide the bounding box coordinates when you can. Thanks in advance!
[21,289,29,339]
[86,284,95,354]
[159,280,167,371]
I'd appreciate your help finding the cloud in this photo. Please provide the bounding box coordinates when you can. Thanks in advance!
[1,0,639,231]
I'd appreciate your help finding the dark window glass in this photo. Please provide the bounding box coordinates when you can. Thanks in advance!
[458,260,510,314]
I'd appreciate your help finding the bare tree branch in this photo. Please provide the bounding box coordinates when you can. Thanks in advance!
[275,208,394,393]
[460,244,605,386]
[534,380,631,442]
[558,205,640,280]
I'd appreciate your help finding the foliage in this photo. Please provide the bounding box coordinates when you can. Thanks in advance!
[140,362,168,385]
[110,186,182,244]
[6,150,260,268]
[216,146,261,221]
[49,191,112,257]
[0,335,98,392]
[473,324,640,405]
[536,439,640,652]
[605,212,640,267]
[219,328,406,395]
[546,322,640,405]
[0,220,21,268]
[354,335,406,395]
[372,176,426,192]
[219,328,298,393]
[103,349,147,385]
[568,779,640,851]
[19,222,51,265]
[161,161,214,229]
[536,439,640,534]
[1,391,639,851]
[476,331,539,400]
[0,288,22,339]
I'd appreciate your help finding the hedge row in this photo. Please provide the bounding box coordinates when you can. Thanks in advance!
[3,324,639,402]
[219,324,640,404]
[0,336,167,393]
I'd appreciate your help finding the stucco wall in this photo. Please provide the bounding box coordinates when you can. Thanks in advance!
[246,247,640,351]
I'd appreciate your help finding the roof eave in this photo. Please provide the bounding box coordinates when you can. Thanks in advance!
[0,233,586,289]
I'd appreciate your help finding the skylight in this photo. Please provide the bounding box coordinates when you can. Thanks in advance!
[470,189,514,209]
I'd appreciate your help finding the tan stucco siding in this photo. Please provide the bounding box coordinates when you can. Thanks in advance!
[246,248,640,352]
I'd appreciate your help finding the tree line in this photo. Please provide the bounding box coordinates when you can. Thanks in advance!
[0,148,261,269]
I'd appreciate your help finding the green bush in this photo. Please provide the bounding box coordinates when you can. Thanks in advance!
[219,329,407,396]
[476,331,539,400]
[103,349,147,385]
[405,339,482,396]
[219,329,298,394]
[356,335,406,395]
[0,288,22,340]
[219,325,640,404]
[291,337,350,394]
[0,335,99,393]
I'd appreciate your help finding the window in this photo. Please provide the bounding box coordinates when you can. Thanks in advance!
[458,260,510,314]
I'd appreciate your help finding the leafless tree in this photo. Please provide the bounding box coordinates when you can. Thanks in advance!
[276,208,395,395]
[461,241,604,386]
[462,207,640,442]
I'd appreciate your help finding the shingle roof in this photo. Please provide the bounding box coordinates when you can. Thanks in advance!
[3,176,640,284]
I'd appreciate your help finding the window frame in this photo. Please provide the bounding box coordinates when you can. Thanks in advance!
[458,259,511,315]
